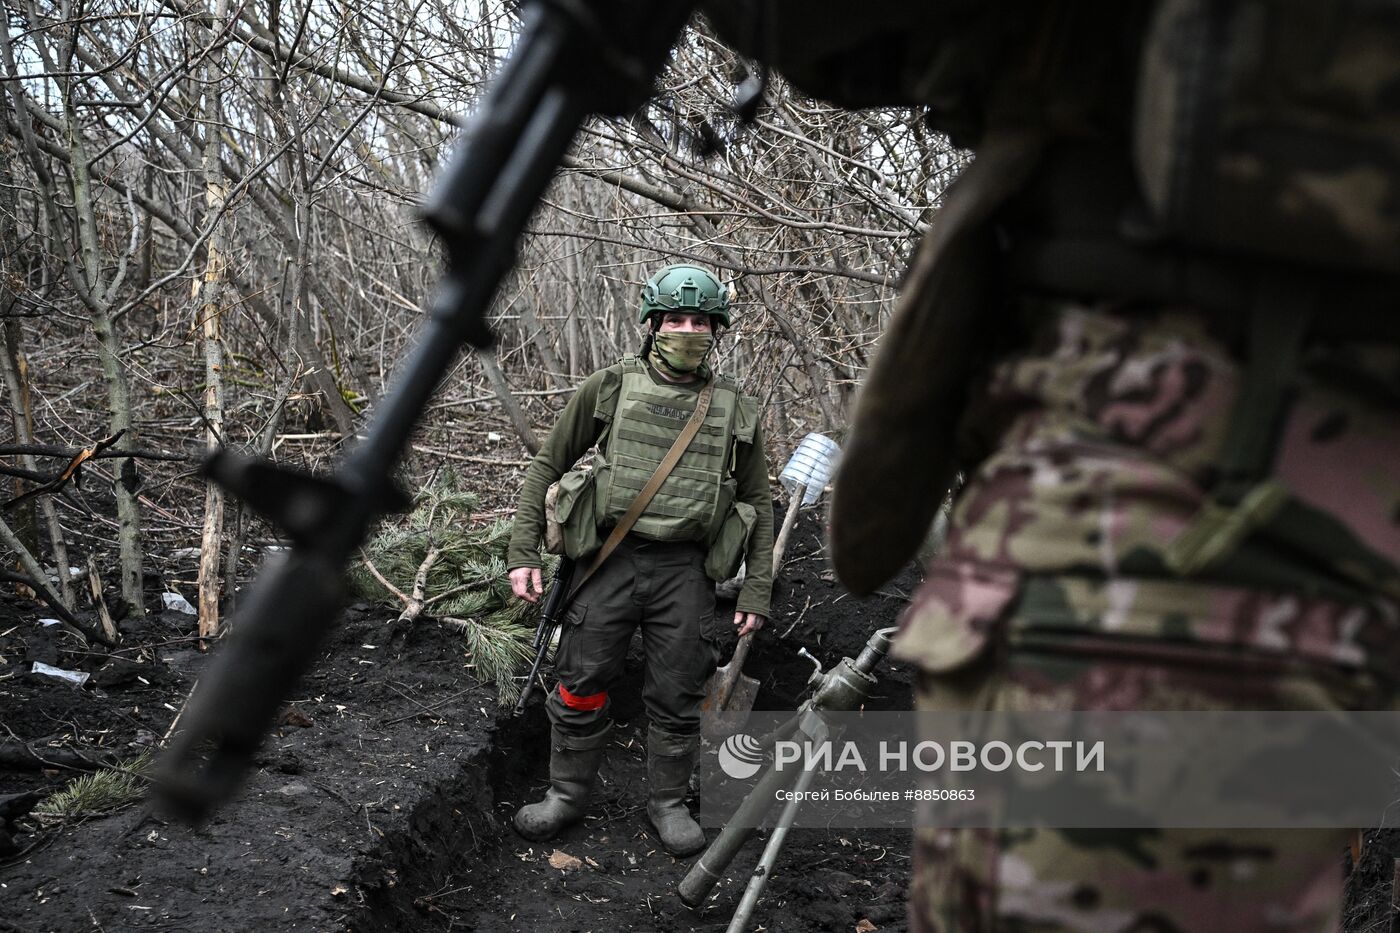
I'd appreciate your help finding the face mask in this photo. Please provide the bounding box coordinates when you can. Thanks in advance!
[651,331,714,375]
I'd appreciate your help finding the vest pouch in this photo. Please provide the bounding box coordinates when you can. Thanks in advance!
[706,477,736,544]
[544,467,601,560]
[705,499,756,583]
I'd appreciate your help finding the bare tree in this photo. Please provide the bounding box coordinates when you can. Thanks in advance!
[0,0,963,631]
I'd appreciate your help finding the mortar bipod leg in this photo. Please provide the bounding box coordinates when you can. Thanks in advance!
[678,744,794,906]
[678,711,815,907]
[723,714,830,933]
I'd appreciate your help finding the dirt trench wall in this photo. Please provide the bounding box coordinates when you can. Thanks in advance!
[348,710,547,930]
[0,604,506,932]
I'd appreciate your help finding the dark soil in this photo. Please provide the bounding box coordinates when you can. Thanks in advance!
[4,502,1387,933]
[1,591,500,932]
[1,503,916,933]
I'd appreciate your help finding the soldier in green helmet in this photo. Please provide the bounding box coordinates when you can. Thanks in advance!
[505,263,774,856]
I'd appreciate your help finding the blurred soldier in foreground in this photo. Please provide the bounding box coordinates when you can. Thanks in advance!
[708,2,1400,929]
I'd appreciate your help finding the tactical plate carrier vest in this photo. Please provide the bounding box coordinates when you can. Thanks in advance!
[594,357,755,545]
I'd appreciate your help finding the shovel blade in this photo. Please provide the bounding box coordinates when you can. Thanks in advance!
[700,669,760,743]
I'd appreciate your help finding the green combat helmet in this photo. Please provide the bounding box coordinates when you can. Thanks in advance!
[638,264,731,327]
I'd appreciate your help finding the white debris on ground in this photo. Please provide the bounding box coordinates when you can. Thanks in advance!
[161,592,197,615]
[31,662,90,686]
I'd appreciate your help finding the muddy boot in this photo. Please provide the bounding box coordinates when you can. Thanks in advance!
[513,723,611,842]
[645,725,706,856]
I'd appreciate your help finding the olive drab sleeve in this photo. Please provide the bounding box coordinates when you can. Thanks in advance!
[733,417,774,618]
[506,368,614,570]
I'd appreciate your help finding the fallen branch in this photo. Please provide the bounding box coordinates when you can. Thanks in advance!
[0,443,189,463]
[0,464,45,483]
[410,444,532,467]
[394,544,441,628]
[86,557,119,644]
[0,512,110,645]
[0,572,96,643]
[478,349,539,456]
[360,553,408,603]
[380,685,475,726]
[0,742,118,773]
[3,432,138,511]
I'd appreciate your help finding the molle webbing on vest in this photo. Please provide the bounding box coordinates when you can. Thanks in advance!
[598,358,739,542]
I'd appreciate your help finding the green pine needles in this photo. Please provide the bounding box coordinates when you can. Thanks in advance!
[350,471,557,706]
[35,752,153,821]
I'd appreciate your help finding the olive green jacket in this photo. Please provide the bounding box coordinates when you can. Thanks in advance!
[507,361,775,618]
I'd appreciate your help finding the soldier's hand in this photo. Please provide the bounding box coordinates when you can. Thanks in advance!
[734,611,765,637]
[509,566,544,603]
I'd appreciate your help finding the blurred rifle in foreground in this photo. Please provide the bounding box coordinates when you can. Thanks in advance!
[155,0,697,822]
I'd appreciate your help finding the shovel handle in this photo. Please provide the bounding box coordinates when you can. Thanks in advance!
[771,483,805,573]
[731,631,754,671]
[713,632,754,710]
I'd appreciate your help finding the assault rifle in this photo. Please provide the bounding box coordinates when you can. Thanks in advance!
[513,558,576,716]
[154,0,698,822]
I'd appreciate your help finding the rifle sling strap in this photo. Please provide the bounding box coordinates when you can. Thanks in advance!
[568,378,715,600]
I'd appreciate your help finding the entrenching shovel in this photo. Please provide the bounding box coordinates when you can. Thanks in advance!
[700,482,806,741]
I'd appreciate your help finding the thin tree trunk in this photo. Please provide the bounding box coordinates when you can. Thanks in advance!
[1,320,74,608]
[88,305,144,615]
[565,304,580,378]
[195,0,232,642]
[519,297,568,388]
[7,13,148,616]
[479,349,539,455]
[1,323,37,561]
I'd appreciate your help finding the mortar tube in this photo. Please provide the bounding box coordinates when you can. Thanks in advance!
[679,750,798,907]
[724,728,825,933]
[852,626,899,679]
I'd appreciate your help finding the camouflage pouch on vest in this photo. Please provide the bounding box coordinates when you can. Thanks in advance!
[1136,0,1400,274]
[543,466,601,559]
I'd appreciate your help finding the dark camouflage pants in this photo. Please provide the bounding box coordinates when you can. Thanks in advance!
[546,535,722,737]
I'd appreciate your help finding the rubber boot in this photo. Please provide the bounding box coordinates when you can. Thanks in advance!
[513,722,611,842]
[646,725,706,856]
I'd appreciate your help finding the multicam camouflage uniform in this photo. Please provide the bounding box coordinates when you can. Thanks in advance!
[697,1,1400,929]
[895,302,1400,931]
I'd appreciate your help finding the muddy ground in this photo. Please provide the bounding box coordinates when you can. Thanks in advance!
[3,501,1395,933]
[1,505,916,932]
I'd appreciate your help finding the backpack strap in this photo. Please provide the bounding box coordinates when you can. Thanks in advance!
[1166,277,1312,575]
